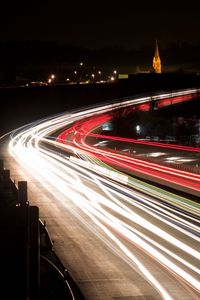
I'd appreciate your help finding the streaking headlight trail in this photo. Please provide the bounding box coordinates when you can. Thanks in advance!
[8,89,200,300]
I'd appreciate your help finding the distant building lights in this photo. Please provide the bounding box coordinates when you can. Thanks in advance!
[80,62,83,66]
[110,76,115,81]
[51,74,55,79]
[113,70,117,74]
[48,78,52,83]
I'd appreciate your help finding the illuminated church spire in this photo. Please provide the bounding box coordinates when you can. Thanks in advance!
[153,40,161,73]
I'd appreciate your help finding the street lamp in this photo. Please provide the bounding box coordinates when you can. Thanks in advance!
[79,63,84,82]
[113,70,118,81]
[98,70,101,82]
[47,74,56,84]
[73,70,78,83]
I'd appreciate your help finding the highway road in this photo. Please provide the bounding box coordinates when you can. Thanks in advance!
[1,88,200,300]
[57,112,200,197]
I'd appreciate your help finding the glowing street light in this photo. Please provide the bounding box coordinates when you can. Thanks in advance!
[91,73,95,83]
[51,74,55,79]
[136,125,141,135]
[98,70,102,82]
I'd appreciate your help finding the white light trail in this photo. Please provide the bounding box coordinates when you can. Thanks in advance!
[7,88,200,299]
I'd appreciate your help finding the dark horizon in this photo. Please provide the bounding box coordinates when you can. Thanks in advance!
[1,38,200,50]
[0,40,199,70]
[0,40,200,85]
[1,40,200,63]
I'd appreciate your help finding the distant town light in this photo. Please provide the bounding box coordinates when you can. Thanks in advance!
[74,70,77,74]
[98,70,101,74]
[80,62,83,66]
[51,74,55,79]
[91,74,95,78]
[48,78,52,83]
[110,76,115,81]
[113,70,117,74]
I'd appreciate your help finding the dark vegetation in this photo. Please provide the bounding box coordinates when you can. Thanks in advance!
[111,96,200,146]
[0,41,200,83]
[0,73,200,137]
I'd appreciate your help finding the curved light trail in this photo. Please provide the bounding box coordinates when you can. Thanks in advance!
[57,118,200,191]
[6,88,200,300]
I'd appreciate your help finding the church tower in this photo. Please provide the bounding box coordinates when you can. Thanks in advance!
[153,40,161,73]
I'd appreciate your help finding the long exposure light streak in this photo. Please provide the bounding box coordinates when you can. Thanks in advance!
[7,88,200,299]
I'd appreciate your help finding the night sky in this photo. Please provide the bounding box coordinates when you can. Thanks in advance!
[0,0,200,49]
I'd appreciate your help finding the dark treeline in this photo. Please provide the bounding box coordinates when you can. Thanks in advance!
[0,73,200,137]
[111,96,200,147]
[0,41,200,81]
[0,40,200,65]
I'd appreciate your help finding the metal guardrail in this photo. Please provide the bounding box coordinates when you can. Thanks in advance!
[39,219,54,251]
[0,158,85,299]
[0,159,29,206]
[40,255,76,300]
